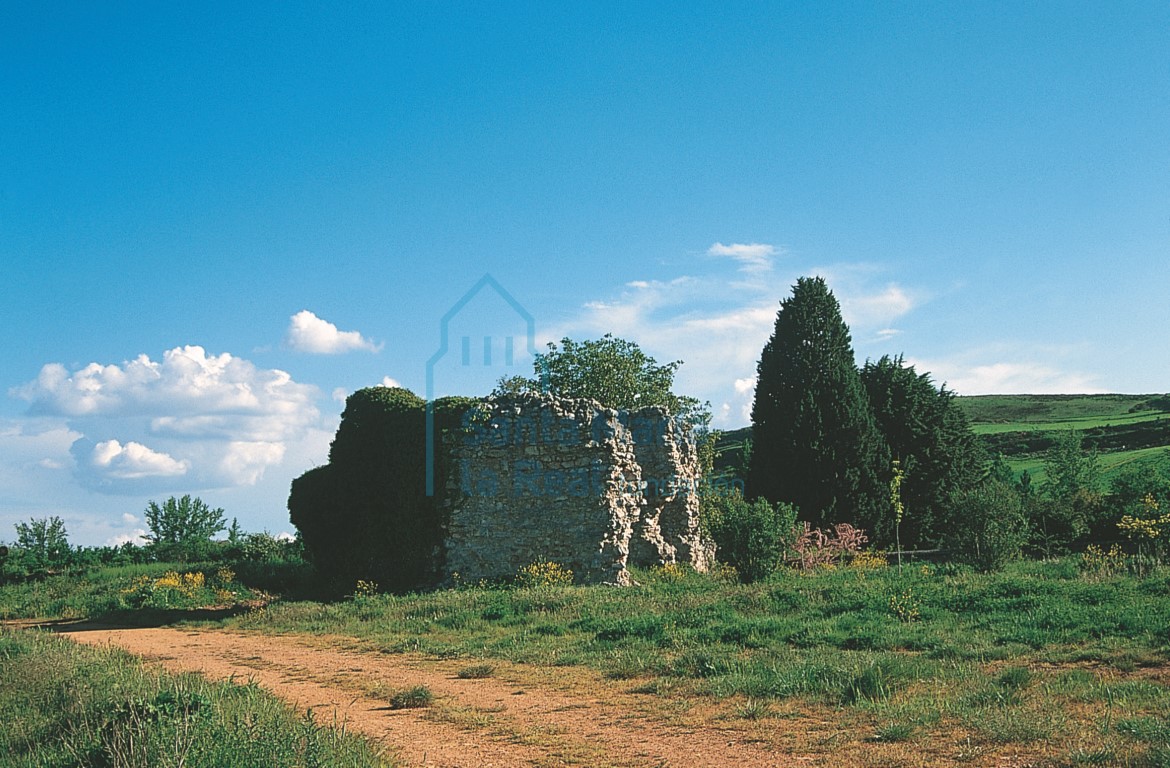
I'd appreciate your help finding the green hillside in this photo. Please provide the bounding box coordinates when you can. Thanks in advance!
[955,393,1170,485]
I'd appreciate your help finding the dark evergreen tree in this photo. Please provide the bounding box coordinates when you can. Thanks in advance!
[860,355,984,546]
[749,277,891,539]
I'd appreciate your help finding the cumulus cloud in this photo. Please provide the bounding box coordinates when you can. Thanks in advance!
[15,346,317,427]
[708,242,778,272]
[285,310,380,354]
[90,439,189,479]
[380,376,402,388]
[14,345,323,493]
[218,441,286,486]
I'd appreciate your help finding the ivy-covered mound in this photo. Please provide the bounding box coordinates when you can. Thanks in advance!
[288,386,474,592]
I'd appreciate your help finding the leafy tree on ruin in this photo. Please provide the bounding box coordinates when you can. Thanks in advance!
[860,355,984,546]
[495,334,711,431]
[749,277,891,538]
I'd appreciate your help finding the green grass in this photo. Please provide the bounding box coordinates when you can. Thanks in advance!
[1008,444,1170,485]
[212,559,1170,763]
[971,410,1169,435]
[0,627,393,768]
[7,556,1170,763]
[957,394,1168,427]
[0,561,272,621]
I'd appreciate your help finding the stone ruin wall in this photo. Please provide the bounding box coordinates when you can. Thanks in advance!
[444,394,713,586]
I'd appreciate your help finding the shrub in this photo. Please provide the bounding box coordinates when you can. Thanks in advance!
[456,663,495,679]
[515,561,574,588]
[702,488,798,582]
[791,522,868,570]
[944,480,1030,572]
[389,685,434,709]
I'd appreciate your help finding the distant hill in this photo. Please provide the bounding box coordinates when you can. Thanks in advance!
[713,394,1170,486]
[955,393,1170,484]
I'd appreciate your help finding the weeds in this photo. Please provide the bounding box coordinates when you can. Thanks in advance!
[388,685,434,709]
[456,663,495,679]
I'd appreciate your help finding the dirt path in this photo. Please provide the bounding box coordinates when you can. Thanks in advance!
[57,625,816,768]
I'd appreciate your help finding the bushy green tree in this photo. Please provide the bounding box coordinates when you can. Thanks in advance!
[289,386,474,592]
[498,334,710,430]
[702,488,798,582]
[144,495,226,561]
[14,516,70,570]
[861,355,983,546]
[1030,430,1102,555]
[944,480,1029,571]
[749,277,890,537]
[1106,454,1170,535]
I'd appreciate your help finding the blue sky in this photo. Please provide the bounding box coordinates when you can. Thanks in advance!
[3,2,1168,545]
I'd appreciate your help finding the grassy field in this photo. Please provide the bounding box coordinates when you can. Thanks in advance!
[213,560,1170,765]
[3,556,1170,765]
[955,394,1168,427]
[0,627,394,768]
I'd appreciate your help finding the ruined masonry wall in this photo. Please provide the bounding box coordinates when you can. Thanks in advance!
[444,394,712,586]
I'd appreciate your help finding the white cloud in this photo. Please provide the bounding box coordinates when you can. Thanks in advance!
[14,345,323,494]
[708,242,778,272]
[109,528,148,547]
[218,441,286,486]
[380,376,402,388]
[121,513,138,524]
[15,346,317,427]
[906,349,1106,396]
[89,439,189,479]
[285,310,380,354]
[841,284,914,328]
[734,376,756,395]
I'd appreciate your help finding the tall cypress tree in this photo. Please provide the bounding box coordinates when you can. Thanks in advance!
[749,277,890,536]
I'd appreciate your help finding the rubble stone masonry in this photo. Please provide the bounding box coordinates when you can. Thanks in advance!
[444,394,713,585]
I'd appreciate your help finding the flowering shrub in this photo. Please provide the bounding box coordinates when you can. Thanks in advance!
[790,522,869,570]
[120,569,255,610]
[352,579,380,598]
[515,561,574,588]
[1080,543,1126,579]
[1118,494,1170,540]
[850,549,888,572]
[888,589,921,623]
[650,563,690,583]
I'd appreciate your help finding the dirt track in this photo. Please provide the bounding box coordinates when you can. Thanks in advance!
[58,625,815,768]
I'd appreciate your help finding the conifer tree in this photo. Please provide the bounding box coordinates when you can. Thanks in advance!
[749,277,890,536]
[861,355,983,546]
